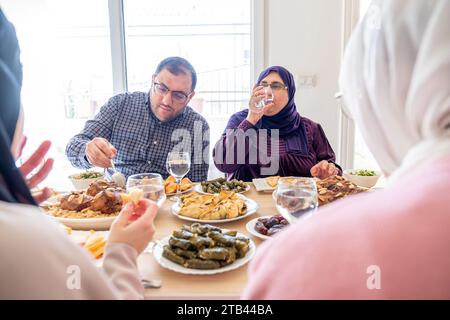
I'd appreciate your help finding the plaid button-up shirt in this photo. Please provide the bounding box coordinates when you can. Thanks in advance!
[66,92,210,182]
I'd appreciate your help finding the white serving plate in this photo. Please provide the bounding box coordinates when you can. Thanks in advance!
[153,234,255,275]
[171,194,259,224]
[193,183,250,195]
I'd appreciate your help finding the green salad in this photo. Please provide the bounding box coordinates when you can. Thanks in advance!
[351,170,377,176]
[72,171,103,179]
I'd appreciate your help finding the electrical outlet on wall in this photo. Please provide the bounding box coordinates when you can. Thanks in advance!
[297,74,317,87]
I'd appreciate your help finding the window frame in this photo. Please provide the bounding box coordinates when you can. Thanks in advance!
[337,0,360,169]
[108,0,127,94]
[107,0,262,95]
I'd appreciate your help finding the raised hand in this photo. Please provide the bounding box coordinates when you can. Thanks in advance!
[18,137,54,203]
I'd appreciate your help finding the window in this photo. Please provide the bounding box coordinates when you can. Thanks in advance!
[2,0,254,188]
[123,0,252,178]
[353,0,379,171]
[2,0,113,190]
[338,0,380,172]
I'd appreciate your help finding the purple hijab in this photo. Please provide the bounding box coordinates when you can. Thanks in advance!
[233,66,309,155]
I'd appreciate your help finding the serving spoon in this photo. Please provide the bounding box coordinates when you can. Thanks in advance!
[110,160,126,188]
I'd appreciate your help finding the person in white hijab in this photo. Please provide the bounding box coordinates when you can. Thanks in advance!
[340,0,450,180]
[242,0,450,299]
[0,10,158,299]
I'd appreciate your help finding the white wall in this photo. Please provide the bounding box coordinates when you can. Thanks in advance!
[264,0,343,154]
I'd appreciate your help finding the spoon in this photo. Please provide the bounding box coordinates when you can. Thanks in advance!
[110,160,126,188]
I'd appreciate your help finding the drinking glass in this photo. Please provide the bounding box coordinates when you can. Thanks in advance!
[126,173,166,208]
[166,152,191,198]
[274,177,318,224]
[253,85,274,111]
[264,85,274,104]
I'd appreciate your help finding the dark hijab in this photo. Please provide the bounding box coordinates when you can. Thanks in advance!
[232,66,309,155]
[0,10,36,205]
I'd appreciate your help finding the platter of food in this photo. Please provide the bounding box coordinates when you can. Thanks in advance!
[246,215,289,240]
[255,175,368,206]
[315,175,368,206]
[342,169,381,188]
[196,177,250,194]
[171,191,258,223]
[41,180,140,230]
[252,176,280,192]
[61,226,107,267]
[68,171,105,190]
[153,223,255,275]
[164,176,194,195]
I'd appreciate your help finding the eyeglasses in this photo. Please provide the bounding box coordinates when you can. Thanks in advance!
[152,81,192,103]
[259,81,288,91]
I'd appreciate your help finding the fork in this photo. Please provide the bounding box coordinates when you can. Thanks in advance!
[143,240,163,254]
[141,241,163,289]
[141,278,162,289]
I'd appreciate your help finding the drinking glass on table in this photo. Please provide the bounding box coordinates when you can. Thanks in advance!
[166,152,191,199]
[274,177,318,224]
[126,173,166,207]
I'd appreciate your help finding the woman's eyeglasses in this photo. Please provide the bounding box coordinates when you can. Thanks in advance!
[153,81,192,103]
[259,81,288,91]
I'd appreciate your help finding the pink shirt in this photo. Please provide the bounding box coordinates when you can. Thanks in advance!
[242,156,450,299]
[0,202,144,299]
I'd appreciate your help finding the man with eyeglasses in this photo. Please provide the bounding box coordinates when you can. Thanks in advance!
[66,57,210,181]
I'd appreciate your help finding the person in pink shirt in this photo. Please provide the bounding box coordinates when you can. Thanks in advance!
[0,9,158,299]
[242,0,450,299]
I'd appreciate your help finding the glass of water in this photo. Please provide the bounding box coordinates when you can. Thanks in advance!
[274,177,318,224]
[166,152,191,197]
[264,85,274,104]
[254,85,274,111]
[252,85,274,112]
[126,173,166,208]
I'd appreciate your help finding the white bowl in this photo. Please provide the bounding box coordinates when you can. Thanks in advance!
[69,172,105,191]
[343,169,381,188]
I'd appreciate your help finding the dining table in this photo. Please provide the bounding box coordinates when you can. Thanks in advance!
[138,184,274,299]
[65,175,386,299]
[67,183,277,299]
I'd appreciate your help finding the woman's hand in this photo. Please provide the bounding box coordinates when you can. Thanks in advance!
[108,199,158,255]
[310,160,338,180]
[18,137,54,203]
[246,85,274,125]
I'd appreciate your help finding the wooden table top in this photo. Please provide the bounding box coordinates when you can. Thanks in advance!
[138,184,277,299]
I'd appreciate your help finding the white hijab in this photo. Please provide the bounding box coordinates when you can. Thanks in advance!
[339,0,450,181]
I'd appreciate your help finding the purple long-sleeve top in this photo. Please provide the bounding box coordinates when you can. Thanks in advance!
[213,115,341,181]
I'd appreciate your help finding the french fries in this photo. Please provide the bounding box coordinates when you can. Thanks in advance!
[83,233,106,259]
[62,225,72,235]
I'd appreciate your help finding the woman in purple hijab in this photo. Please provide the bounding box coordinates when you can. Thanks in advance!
[213,66,341,181]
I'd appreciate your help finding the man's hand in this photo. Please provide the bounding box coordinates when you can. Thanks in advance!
[85,137,117,168]
[310,160,338,180]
